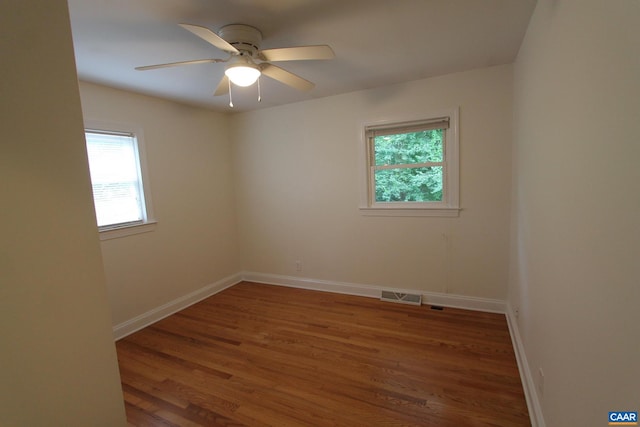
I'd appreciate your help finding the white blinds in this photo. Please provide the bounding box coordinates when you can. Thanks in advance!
[366,117,450,138]
[85,130,145,228]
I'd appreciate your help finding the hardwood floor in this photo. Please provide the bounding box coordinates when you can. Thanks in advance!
[116,281,530,426]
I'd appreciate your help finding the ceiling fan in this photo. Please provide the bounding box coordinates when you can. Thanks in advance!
[136,23,335,105]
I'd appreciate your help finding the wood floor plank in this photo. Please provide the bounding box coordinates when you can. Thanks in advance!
[116,281,530,426]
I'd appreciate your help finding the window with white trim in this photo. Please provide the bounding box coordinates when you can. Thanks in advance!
[360,109,459,217]
[85,123,155,236]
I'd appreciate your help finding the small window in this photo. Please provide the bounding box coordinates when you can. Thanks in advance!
[360,109,459,217]
[85,123,155,236]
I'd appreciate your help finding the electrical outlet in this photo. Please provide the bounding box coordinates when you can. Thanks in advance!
[514,306,520,319]
[537,368,544,397]
[295,260,302,272]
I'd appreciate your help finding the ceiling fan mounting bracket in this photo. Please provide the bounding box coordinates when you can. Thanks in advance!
[218,24,262,56]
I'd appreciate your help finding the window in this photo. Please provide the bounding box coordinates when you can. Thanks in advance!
[85,121,155,238]
[360,108,459,216]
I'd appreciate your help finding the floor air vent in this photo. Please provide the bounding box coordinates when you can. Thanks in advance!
[380,290,422,306]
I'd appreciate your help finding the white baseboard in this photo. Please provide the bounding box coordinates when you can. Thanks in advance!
[505,303,546,427]
[112,273,242,341]
[241,271,506,313]
[421,290,505,313]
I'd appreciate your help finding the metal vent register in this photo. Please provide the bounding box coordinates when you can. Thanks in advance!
[380,290,422,306]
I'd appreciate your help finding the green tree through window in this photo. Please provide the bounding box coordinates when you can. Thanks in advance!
[373,129,444,202]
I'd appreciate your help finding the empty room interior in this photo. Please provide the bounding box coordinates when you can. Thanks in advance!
[1,0,638,426]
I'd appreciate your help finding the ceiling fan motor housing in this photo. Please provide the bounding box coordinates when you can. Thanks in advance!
[218,24,262,56]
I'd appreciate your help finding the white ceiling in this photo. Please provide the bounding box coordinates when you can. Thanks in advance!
[68,0,536,113]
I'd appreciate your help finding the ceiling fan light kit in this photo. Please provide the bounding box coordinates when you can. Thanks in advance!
[136,23,334,107]
[224,56,261,87]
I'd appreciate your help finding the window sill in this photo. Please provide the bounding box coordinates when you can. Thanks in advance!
[99,221,157,241]
[359,207,460,217]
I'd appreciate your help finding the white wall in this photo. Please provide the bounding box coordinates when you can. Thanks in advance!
[233,65,513,299]
[510,0,640,425]
[79,83,240,327]
[0,1,126,425]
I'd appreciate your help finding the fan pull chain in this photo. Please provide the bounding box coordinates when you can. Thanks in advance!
[257,76,262,102]
[228,79,234,108]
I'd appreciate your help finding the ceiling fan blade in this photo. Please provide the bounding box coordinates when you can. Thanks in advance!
[214,75,229,96]
[260,63,315,91]
[179,23,239,54]
[259,45,334,62]
[135,58,224,71]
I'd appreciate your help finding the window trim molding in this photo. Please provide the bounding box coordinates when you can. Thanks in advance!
[84,118,156,238]
[98,221,158,241]
[358,107,460,217]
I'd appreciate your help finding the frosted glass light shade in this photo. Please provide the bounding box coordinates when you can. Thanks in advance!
[225,64,260,87]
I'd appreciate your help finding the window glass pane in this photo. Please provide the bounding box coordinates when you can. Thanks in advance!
[374,129,443,166]
[85,132,145,227]
[374,166,443,202]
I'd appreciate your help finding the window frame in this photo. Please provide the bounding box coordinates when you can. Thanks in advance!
[359,108,460,217]
[84,119,156,240]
